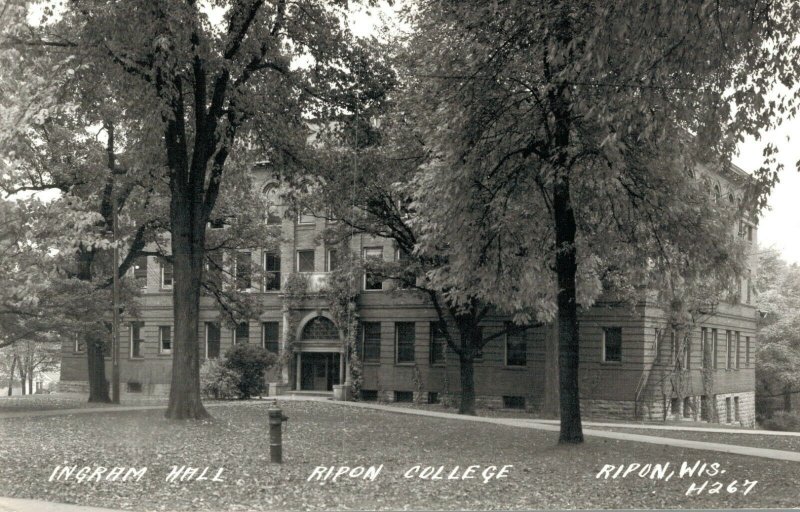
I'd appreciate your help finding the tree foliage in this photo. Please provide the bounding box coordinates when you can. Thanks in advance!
[405,0,797,443]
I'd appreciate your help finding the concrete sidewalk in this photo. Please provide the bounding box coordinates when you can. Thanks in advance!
[4,395,800,462]
[529,418,800,437]
[302,398,800,463]
[0,497,124,512]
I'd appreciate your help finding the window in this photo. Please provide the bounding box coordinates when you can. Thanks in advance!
[670,397,680,416]
[429,321,446,365]
[683,397,692,418]
[75,335,86,353]
[360,390,378,401]
[127,382,142,393]
[235,251,252,290]
[734,396,740,421]
[394,391,413,402]
[363,247,383,290]
[712,329,718,369]
[428,392,440,404]
[263,321,280,353]
[205,251,223,291]
[206,322,220,359]
[683,334,691,370]
[234,322,249,345]
[746,269,752,303]
[503,396,525,409]
[130,321,144,358]
[474,326,484,361]
[235,252,252,290]
[263,252,281,291]
[361,322,381,362]
[735,331,741,369]
[326,248,339,272]
[262,184,282,225]
[297,250,315,273]
[395,247,412,289]
[297,207,315,225]
[726,331,733,369]
[395,322,415,363]
[747,225,753,242]
[745,336,750,367]
[713,184,721,203]
[700,327,708,368]
[505,324,527,366]
[602,327,622,362]
[159,326,172,354]
[161,260,173,289]
[725,397,732,423]
[133,256,148,287]
[669,330,676,365]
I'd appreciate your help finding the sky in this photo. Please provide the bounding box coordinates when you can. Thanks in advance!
[733,120,800,264]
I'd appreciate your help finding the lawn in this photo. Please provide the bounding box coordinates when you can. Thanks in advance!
[0,400,798,510]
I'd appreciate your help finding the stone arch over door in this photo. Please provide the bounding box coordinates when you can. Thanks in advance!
[295,311,338,341]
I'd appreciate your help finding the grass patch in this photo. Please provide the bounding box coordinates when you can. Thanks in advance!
[0,400,797,510]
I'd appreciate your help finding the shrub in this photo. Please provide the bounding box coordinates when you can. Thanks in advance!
[200,359,240,400]
[223,344,277,399]
[760,411,800,432]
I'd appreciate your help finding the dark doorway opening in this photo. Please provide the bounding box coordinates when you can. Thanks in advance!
[300,353,340,391]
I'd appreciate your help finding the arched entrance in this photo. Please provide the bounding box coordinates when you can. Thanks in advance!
[295,316,342,392]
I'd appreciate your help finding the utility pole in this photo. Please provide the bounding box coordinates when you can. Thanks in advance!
[107,121,121,404]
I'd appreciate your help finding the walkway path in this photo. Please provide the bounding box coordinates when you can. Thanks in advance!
[279,396,800,463]
[4,395,800,462]
[0,497,123,512]
[530,418,800,437]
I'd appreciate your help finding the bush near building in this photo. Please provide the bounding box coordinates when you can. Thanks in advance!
[199,359,241,400]
[223,345,277,399]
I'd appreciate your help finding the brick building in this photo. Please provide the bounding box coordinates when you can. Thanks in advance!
[59,163,759,426]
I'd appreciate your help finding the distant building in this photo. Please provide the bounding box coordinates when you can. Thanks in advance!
[59,163,759,425]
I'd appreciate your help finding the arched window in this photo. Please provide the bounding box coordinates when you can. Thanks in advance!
[300,316,338,340]
[713,184,721,203]
[728,193,735,204]
[262,184,283,225]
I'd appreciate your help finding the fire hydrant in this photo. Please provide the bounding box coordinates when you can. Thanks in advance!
[268,401,288,463]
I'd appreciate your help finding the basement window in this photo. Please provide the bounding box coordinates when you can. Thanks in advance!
[503,396,525,409]
[360,390,378,401]
[394,391,414,403]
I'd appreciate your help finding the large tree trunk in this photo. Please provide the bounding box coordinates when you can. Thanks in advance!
[165,195,209,420]
[541,321,560,418]
[554,176,583,444]
[87,331,111,402]
[77,249,110,399]
[458,353,476,415]
[8,354,17,396]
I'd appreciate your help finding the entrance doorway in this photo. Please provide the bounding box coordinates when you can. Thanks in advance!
[300,353,341,391]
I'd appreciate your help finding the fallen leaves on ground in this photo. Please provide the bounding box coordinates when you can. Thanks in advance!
[0,400,797,510]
